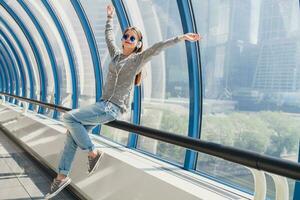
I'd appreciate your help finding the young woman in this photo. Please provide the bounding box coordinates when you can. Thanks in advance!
[46,4,201,199]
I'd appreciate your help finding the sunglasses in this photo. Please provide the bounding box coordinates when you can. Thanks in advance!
[122,34,136,43]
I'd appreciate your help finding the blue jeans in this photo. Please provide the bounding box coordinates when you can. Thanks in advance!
[58,99,122,176]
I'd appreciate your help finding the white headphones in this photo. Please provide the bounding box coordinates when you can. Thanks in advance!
[136,41,142,49]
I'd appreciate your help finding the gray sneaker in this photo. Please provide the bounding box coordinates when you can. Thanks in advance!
[45,177,71,199]
[87,150,104,176]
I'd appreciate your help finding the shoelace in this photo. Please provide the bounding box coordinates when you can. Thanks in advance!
[51,179,61,191]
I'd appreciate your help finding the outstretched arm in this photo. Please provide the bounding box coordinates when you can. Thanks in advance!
[135,33,201,72]
[136,36,183,67]
[105,5,119,58]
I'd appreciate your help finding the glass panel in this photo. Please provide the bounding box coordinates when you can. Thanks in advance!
[123,0,189,165]
[25,0,73,114]
[0,35,28,97]
[0,39,20,96]
[80,0,129,145]
[50,0,96,107]
[6,0,54,115]
[193,0,300,198]
[0,6,40,103]
[0,43,16,95]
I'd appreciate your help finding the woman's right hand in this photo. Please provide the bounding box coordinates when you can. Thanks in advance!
[107,4,115,18]
[180,33,202,42]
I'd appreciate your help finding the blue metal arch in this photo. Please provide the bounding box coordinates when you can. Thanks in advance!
[0,64,2,91]
[0,59,7,94]
[112,0,141,148]
[41,0,79,109]
[70,0,104,134]
[70,0,102,103]
[294,4,300,200]
[0,38,23,103]
[0,48,15,103]
[0,66,3,92]
[0,53,12,102]
[18,0,60,118]
[177,0,202,170]
[0,30,27,98]
[0,48,15,98]
[0,55,7,94]
[112,0,130,30]
[0,62,7,95]
[294,143,300,199]
[0,18,36,110]
[0,40,20,104]
[0,1,47,113]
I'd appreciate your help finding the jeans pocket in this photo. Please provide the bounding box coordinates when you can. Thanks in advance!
[110,110,118,119]
[110,108,121,119]
[96,111,115,124]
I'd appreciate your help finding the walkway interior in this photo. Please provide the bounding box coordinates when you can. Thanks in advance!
[0,129,74,200]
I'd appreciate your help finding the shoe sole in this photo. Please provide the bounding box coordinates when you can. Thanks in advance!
[45,178,72,199]
[88,152,104,176]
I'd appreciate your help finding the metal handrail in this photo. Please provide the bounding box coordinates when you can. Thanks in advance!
[1,92,300,180]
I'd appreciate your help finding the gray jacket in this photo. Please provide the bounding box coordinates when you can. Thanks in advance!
[101,17,182,114]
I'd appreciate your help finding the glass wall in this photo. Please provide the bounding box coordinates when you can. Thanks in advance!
[0,44,16,97]
[6,0,54,112]
[25,0,73,110]
[123,0,190,164]
[49,0,96,107]
[0,5,40,103]
[80,0,130,145]
[192,0,300,198]
[0,1,299,198]
[0,35,27,98]
[0,40,20,97]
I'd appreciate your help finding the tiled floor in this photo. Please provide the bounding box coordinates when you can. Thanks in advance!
[0,129,75,200]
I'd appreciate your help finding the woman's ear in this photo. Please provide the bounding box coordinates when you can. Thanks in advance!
[137,41,142,48]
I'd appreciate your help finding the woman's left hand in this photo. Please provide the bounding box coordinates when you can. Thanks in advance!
[180,33,202,42]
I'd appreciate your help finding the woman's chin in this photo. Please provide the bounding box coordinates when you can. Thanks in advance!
[123,47,135,52]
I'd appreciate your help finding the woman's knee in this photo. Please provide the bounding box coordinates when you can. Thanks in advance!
[62,112,75,123]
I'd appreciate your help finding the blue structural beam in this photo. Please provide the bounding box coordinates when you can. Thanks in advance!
[294,2,300,199]
[0,66,2,92]
[112,0,130,29]
[0,19,35,110]
[0,63,2,91]
[0,49,14,103]
[0,0,47,113]
[0,40,20,104]
[70,0,103,103]
[18,0,60,118]
[0,58,8,97]
[70,0,104,134]
[0,45,15,101]
[0,54,12,102]
[0,30,27,99]
[0,63,7,95]
[42,0,79,109]
[111,0,141,148]
[177,0,202,170]
[0,41,19,102]
[293,142,300,199]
